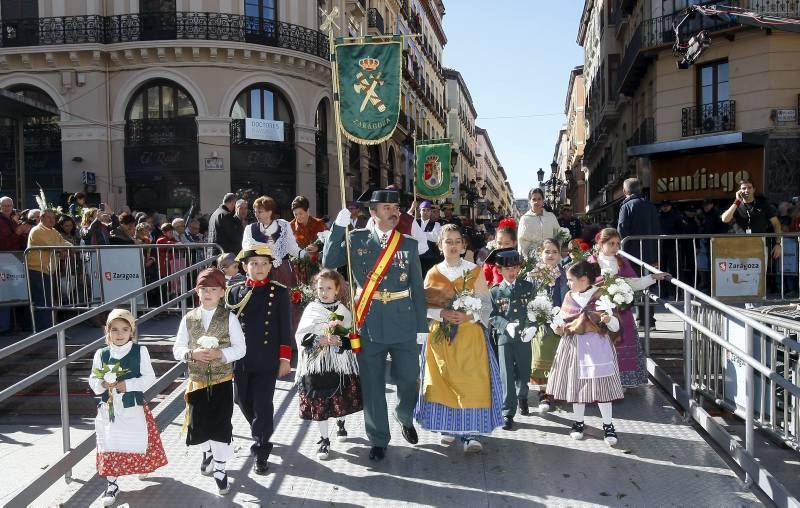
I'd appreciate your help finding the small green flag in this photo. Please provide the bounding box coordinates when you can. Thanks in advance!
[334,38,402,145]
[415,139,451,199]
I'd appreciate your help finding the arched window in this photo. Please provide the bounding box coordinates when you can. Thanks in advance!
[124,79,198,214]
[230,84,294,144]
[229,84,296,213]
[315,100,329,216]
[0,85,61,207]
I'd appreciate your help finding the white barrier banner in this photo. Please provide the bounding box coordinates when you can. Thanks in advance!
[0,253,28,304]
[98,248,144,304]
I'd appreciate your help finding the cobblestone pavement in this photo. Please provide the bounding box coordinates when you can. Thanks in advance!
[43,373,761,508]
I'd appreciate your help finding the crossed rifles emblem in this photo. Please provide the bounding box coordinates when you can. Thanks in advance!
[354,57,386,113]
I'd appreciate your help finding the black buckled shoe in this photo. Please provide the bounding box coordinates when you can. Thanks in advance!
[336,420,348,442]
[368,446,386,461]
[570,421,585,440]
[518,399,530,416]
[214,471,231,495]
[602,423,618,447]
[401,424,418,445]
[317,437,331,460]
[502,416,514,430]
[253,455,269,475]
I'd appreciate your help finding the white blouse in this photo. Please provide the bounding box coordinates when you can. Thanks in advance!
[241,218,302,267]
[89,341,156,395]
[426,259,486,323]
[596,253,656,291]
[173,306,247,363]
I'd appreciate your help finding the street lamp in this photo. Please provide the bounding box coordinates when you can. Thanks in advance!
[537,167,544,185]
[550,160,558,177]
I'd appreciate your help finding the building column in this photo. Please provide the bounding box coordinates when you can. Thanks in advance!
[60,120,113,207]
[196,117,232,215]
[295,124,317,212]
[327,137,343,214]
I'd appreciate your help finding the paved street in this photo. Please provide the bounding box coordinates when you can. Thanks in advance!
[33,373,760,507]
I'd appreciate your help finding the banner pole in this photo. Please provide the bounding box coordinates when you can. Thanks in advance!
[325,16,358,325]
[413,139,419,221]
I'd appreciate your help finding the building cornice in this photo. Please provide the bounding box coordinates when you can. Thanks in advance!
[564,65,584,114]
[443,67,477,119]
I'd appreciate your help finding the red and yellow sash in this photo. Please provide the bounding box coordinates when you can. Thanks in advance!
[355,229,402,329]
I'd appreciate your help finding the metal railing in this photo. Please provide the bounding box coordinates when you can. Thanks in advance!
[1,244,219,506]
[367,8,385,35]
[626,117,655,147]
[0,12,329,59]
[621,232,798,302]
[24,243,219,328]
[620,249,800,504]
[681,99,736,136]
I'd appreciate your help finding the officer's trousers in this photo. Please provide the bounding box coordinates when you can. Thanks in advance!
[356,338,420,448]
[234,370,277,457]
[499,339,532,417]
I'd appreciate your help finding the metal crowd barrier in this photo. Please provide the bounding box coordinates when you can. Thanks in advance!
[23,243,218,331]
[621,249,800,507]
[620,232,800,302]
[0,251,29,306]
[0,243,220,506]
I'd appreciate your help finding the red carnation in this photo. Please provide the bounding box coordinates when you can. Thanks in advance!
[497,218,517,230]
[291,290,302,304]
[579,242,591,251]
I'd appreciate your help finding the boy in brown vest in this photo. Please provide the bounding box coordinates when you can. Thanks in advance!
[173,267,246,495]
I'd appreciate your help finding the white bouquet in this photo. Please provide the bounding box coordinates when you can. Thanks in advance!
[526,295,560,327]
[598,274,635,310]
[91,363,130,422]
[452,293,482,323]
[197,335,219,349]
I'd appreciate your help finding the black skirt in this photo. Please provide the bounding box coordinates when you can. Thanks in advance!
[185,380,234,445]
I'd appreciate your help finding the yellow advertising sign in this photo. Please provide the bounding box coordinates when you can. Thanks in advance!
[711,236,767,301]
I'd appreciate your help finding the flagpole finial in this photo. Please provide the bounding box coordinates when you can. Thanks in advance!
[320,7,340,33]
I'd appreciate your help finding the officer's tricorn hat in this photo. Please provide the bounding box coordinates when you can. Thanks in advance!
[235,244,274,262]
[357,187,400,204]
[485,247,521,267]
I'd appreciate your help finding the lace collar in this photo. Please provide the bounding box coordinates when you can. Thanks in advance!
[437,258,476,281]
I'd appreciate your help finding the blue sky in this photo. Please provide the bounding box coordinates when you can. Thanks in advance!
[442,1,585,200]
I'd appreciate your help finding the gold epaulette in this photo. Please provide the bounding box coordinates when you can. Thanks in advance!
[224,282,251,317]
[270,280,287,289]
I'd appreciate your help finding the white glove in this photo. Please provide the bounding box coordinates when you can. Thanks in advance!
[417,333,427,344]
[506,322,519,338]
[335,208,351,228]
[521,327,536,343]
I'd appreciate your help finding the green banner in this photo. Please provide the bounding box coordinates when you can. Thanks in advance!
[415,139,452,199]
[334,38,402,145]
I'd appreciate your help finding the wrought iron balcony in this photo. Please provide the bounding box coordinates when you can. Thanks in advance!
[0,12,328,60]
[125,117,197,146]
[626,117,655,146]
[681,100,736,137]
[367,8,385,35]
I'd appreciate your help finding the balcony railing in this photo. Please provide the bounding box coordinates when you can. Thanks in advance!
[0,13,328,59]
[681,100,736,137]
[367,8,385,35]
[125,117,197,146]
[626,117,655,146]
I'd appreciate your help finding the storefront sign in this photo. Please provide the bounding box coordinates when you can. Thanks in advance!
[0,252,28,305]
[651,148,764,202]
[711,236,766,300]
[245,118,284,142]
[775,109,797,123]
[204,156,223,171]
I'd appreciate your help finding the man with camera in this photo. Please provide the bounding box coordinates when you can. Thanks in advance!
[721,179,782,259]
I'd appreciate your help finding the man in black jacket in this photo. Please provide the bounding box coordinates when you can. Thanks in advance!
[618,178,661,265]
[208,193,244,253]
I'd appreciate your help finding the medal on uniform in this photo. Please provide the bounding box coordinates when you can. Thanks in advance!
[399,272,408,282]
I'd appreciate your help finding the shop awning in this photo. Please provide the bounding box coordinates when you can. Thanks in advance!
[0,88,59,119]
[627,131,766,158]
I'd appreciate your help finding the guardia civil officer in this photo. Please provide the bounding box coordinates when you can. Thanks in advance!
[322,189,428,461]
[225,245,292,475]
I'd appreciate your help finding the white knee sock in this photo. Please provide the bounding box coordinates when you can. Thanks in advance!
[209,440,232,462]
[203,441,212,454]
[573,403,586,422]
[318,420,329,438]
[598,402,613,425]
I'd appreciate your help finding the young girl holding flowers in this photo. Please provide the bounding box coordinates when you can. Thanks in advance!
[89,308,167,506]
[173,267,246,495]
[591,228,670,386]
[529,239,569,412]
[295,269,362,460]
[546,260,624,447]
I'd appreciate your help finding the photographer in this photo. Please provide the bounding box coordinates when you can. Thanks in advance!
[721,179,782,259]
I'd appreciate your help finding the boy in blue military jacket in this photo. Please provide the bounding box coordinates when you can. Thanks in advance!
[225,245,292,476]
[489,249,534,430]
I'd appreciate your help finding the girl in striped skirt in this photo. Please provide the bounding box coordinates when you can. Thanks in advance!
[545,260,624,447]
